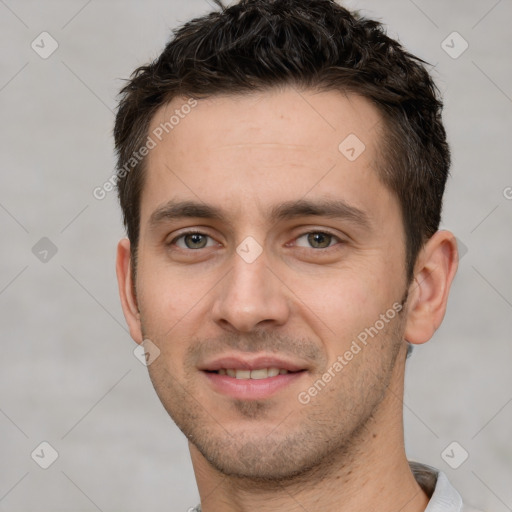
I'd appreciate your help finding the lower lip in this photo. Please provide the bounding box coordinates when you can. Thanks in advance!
[203,371,306,400]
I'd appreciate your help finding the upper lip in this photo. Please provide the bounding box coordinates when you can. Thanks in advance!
[199,354,308,372]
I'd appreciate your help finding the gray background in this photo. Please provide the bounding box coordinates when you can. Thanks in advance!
[1,0,511,511]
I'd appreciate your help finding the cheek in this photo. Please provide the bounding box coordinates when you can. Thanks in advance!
[136,249,199,316]
[135,266,192,352]
[294,265,388,324]
[291,264,401,363]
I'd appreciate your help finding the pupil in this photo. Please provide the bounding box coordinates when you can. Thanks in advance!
[308,233,330,248]
[186,234,206,249]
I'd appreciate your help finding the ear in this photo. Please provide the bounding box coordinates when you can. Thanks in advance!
[116,238,143,344]
[403,230,459,345]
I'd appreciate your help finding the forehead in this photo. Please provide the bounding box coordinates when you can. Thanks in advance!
[148,88,381,157]
[141,88,394,227]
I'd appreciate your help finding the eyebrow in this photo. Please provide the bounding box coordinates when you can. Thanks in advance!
[149,200,226,228]
[148,198,371,230]
[270,199,371,229]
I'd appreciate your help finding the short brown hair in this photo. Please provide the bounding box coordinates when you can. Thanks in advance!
[114,0,450,280]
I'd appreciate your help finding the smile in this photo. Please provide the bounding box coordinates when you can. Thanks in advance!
[212,368,294,379]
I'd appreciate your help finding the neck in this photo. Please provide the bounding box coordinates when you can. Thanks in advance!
[191,355,429,512]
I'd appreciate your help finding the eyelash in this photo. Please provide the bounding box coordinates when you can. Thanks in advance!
[168,230,343,250]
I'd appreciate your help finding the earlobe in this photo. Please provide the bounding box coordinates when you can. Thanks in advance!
[403,230,459,345]
[116,238,143,344]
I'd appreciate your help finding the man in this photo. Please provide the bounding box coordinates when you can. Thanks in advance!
[114,1,480,510]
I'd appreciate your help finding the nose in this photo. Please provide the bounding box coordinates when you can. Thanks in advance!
[211,248,290,333]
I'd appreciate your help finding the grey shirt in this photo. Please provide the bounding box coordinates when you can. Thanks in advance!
[190,462,483,511]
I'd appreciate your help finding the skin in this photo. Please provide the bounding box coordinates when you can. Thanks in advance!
[116,88,458,512]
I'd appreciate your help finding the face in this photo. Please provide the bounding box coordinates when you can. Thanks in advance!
[126,88,411,479]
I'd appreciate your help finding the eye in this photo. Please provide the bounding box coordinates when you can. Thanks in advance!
[295,231,341,249]
[171,232,217,250]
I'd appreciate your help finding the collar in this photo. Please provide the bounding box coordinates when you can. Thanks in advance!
[410,461,464,512]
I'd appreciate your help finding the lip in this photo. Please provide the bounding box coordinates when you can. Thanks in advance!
[199,353,309,400]
[199,354,307,372]
[203,371,306,400]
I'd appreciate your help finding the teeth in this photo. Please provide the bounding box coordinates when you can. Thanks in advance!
[250,369,268,380]
[218,367,287,379]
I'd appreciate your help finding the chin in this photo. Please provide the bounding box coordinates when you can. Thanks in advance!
[189,424,342,483]
[202,446,317,481]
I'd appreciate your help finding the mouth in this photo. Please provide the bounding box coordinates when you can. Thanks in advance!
[207,367,300,379]
[200,355,308,400]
